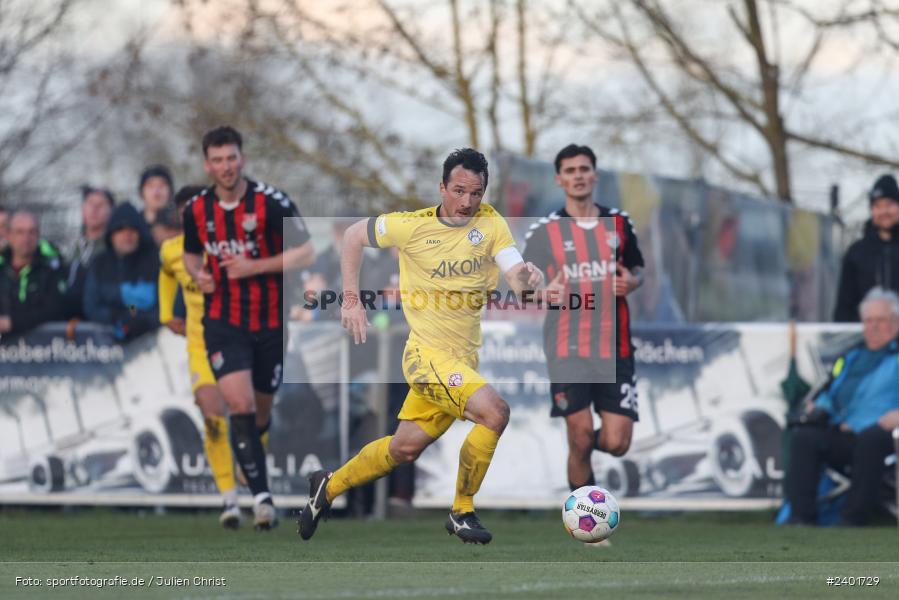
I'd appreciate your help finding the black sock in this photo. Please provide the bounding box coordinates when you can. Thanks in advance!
[569,474,596,491]
[230,413,270,496]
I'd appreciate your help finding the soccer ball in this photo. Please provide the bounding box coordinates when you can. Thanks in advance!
[562,486,620,543]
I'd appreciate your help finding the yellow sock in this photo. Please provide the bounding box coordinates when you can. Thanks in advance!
[260,431,270,452]
[204,416,236,494]
[452,424,500,514]
[326,436,397,502]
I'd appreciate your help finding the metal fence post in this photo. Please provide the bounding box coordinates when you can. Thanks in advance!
[339,333,350,465]
[371,327,392,520]
[893,427,899,532]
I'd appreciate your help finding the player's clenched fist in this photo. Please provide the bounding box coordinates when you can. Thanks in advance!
[614,265,639,297]
[340,291,370,344]
[195,268,215,294]
[219,253,258,279]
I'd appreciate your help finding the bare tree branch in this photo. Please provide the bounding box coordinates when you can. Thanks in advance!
[376,0,450,81]
[487,0,504,152]
[575,0,770,195]
[0,0,74,76]
[741,0,791,200]
[516,0,535,155]
[787,130,899,169]
[449,0,479,147]
[631,0,767,137]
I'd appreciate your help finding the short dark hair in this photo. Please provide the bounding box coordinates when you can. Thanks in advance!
[442,148,489,189]
[173,185,206,211]
[153,203,182,231]
[202,126,243,156]
[139,165,173,193]
[554,144,596,173]
[80,185,116,208]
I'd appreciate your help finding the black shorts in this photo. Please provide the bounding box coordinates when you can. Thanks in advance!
[203,318,285,394]
[548,358,639,421]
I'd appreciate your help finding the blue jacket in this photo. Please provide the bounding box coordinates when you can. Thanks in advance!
[814,339,899,432]
[83,202,159,340]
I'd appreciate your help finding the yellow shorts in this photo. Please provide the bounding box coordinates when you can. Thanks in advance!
[397,343,487,439]
[187,340,216,393]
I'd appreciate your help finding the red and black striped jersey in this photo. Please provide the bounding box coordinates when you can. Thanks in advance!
[522,205,644,361]
[182,179,310,332]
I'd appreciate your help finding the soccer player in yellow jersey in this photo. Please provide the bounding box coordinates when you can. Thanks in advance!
[158,186,240,528]
[299,148,545,544]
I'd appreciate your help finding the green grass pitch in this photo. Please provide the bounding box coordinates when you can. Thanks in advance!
[1,508,897,599]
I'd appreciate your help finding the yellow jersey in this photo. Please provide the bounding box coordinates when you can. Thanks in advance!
[159,234,205,345]
[371,204,516,355]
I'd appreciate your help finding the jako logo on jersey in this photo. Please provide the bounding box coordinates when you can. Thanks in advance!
[562,260,617,281]
[204,239,257,257]
[206,221,216,232]
[563,240,576,253]
[431,256,484,278]
[467,227,484,245]
[426,239,441,245]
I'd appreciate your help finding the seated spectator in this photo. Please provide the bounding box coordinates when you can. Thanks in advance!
[138,164,173,229]
[66,186,115,318]
[83,202,160,340]
[0,210,67,337]
[787,287,899,525]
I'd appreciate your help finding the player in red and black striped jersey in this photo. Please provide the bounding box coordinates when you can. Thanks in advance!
[522,144,644,493]
[182,126,315,528]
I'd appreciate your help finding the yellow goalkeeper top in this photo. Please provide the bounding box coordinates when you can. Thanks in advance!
[369,204,516,355]
[159,233,205,346]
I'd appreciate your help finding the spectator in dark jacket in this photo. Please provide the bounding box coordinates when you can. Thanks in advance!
[83,202,160,340]
[834,174,899,321]
[66,186,115,318]
[0,210,67,337]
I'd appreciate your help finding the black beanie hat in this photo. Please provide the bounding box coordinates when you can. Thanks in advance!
[139,164,174,193]
[869,174,899,205]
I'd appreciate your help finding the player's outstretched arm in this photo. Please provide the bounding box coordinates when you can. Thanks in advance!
[340,219,372,344]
